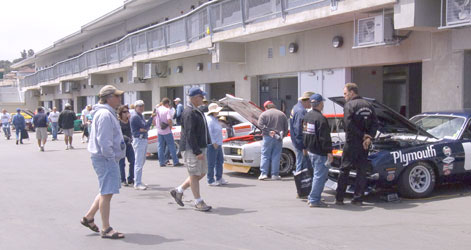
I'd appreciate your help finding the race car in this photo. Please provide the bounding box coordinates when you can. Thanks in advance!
[220,94,345,176]
[325,96,471,198]
[146,110,254,158]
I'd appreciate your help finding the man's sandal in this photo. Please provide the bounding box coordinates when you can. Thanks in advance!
[101,227,125,239]
[80,217,99,232]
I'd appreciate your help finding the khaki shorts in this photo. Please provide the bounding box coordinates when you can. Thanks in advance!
[36,127,48,140]
[182,148,207,176]
[63,128,74,137]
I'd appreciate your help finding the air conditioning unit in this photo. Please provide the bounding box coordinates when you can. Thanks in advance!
[71,82,79,91]
[61,82,71,93]
[446,0,471,27]
[143,62,167,79]
[355,13,395,48]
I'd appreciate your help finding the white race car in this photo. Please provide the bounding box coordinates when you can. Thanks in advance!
[220,95,345,176]
[146,110,255,158]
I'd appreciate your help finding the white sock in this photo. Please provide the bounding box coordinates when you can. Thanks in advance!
[177,186,184,193]
[195,198,203,204]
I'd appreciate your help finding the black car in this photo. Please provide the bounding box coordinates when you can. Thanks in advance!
[326,97,471,198]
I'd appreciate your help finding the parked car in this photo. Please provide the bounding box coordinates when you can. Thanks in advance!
[325,96,471,198]
[220,94,345,176]
[146,110,254,158]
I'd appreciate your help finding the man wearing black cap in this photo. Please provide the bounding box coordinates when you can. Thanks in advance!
[303,94,333,207]
[170,87,212,211]
[336,83,379,206]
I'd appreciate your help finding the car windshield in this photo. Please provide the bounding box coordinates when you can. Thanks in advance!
[410,115,466,139]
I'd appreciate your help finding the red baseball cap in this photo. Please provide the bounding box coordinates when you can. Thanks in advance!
[263,100,274,109]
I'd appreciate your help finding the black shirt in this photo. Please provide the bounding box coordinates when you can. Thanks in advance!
[120,120,132,144]
[303,109,333,156]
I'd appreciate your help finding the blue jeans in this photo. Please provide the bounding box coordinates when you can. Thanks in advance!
[308,153,329,204]
[132,138,148,185]
[207,144,223,183]
[158,133,179,166]
[260,135,283,176]
[15,127,23,141]
[51,122,59,139]
[119,143,135,183]
[295,148,312,173]
[2,123,11,138]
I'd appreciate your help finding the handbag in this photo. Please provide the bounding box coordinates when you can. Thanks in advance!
[157,109,169,129]
[293,167,313,198]
[20,128,29,140]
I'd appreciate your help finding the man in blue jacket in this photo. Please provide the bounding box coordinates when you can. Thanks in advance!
[130,100,155,190]
[12,108,26,145]
[290,91,314,173]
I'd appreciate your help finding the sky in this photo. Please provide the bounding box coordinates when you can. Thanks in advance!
[0,0,124,62]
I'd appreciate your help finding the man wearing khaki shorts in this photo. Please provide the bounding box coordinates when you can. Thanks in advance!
[33,107,48,152]
[59,103,77,150]
[170,87,212,212]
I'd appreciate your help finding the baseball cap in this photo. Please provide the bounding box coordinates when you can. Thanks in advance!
[263,100,274,110]
[16,108,21,112]
[299,91,315,101]
[134,100,145,106]
[64,103,72,108]
[98,85,124,97]
[310,93,326,103]
[174,97,181,102]
[188,87,207,97]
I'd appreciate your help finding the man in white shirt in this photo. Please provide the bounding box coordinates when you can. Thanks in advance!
[1,109,12,140]
[48,107,60,141]
[81,105,92,143]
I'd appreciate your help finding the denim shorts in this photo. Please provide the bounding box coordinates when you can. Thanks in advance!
[91,157,121,195]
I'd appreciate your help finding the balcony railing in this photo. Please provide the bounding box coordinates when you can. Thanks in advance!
[21,0,333,88]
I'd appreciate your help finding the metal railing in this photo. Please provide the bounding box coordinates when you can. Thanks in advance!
[21,0,334,88]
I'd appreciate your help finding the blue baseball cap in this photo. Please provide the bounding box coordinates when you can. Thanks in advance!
[310,93,326,103]
[16,108,21,112]
[188,87,207,97]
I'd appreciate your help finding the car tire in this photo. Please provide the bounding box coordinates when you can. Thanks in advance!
[398,162,436,198]
[279,149,295,176]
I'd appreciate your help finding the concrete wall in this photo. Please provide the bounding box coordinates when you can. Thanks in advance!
[352,66,384,102]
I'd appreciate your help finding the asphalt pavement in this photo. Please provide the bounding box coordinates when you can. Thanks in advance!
[1,132,471,250]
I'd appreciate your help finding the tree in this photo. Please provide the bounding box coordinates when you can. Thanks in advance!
[27,49,34,57]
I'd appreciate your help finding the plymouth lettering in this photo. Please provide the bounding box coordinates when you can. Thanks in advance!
[390,145,437,166]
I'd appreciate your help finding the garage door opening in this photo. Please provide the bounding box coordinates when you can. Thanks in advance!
[259,76,298,116]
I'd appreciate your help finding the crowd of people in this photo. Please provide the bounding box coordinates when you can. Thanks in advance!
[2,81,378,239]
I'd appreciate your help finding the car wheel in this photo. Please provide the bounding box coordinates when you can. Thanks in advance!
[398,162,436,198]
[279,149,295,176]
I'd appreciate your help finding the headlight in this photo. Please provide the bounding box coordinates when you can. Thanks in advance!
[237,148,242,156]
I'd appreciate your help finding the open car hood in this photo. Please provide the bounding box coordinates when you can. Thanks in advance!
[219,94,263,130]
[329,96,436,138]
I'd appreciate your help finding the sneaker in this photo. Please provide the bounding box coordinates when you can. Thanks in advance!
[170,189,184,207]
[194,200,212,212]
[134,184,147,190]
[65,145,69,150]
[40,146,44,152]
[69,145,74,149]
[121,181,129,187]
[258,174,268,180]
[208,181,221,186]
[173,163,184,167]
[20,140,23,144]
[127,180,134,186]
[335,200,345,206]
[271,175,282,180]
[16,140,18,145]
[218,178,229,185]
[308,201,329,208]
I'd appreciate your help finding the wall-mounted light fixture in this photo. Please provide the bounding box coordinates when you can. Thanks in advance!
[288,42,298,53]
[196,63,203,71]
[176,66,183,73]
[332,36,343,48]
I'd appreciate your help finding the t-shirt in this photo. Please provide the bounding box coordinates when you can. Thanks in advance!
[81,109,90,123]
[156,106,172,135]
[1,113,11,124]
[48,111,60,123]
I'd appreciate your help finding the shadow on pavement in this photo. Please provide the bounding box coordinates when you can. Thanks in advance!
[208,206,257,216]
[122,233,183,245]
[216,183,256,188]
